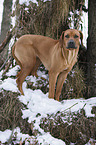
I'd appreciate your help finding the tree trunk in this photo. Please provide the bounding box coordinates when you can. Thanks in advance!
[0,0,12,66]
[87,0,96,97]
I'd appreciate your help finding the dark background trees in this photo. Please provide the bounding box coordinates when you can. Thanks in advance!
[87,0,96,97]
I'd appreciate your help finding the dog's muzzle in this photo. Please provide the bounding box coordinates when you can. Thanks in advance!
[66,39,77,49]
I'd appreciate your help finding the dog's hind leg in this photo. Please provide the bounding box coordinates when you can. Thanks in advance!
[16,56,36,95]
[16,66,33,95]
[31,57,41,77]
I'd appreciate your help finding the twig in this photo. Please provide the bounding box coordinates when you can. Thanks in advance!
[7,125,15,145]
[62,102,78,112]
[3,55,13,75]
[82,103,86,109]
[0,56,9,71]
[0,53,12,72]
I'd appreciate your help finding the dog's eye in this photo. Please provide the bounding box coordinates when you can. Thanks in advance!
[65,34,69,38]
[74,34,79,38]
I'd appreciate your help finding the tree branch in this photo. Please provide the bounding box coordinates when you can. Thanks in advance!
[0,30,12,53]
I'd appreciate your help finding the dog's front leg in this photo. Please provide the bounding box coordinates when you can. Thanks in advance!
[55,67,73,101]
[48,71,58,99]
[55,71,68,101]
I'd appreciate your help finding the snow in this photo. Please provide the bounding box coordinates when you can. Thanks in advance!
[0,129,12,143]
[37,133,66,145]
[0,78,18,92]
[20,91,95,126]
[0,127,30,144]
[0,70,3,79]
[0,66,96,144]
[13,128,30,143]
[6,65,20,76]
[19,0,37,5]
[81,0,88,47]
[19,0,51,6]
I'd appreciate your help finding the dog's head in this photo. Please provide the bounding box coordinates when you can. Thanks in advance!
[59,29,83,50]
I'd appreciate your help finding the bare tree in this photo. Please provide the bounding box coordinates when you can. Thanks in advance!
[0,0,12,66]
[87,0,96,97]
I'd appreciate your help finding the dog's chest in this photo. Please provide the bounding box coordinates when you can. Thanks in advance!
[65,50,78,66]
[68,51,75,64]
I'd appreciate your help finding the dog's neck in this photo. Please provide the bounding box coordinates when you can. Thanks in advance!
[61,47,78,65]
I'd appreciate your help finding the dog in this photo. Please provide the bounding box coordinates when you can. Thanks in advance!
[12,29,83,101]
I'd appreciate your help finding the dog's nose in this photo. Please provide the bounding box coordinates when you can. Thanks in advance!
[68,39,75,49]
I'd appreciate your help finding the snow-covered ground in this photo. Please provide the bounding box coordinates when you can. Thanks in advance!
[0,66,96,144]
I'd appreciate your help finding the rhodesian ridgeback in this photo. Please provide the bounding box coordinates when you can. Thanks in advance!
[12,29,83,101]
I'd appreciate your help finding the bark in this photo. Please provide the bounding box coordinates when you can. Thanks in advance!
[87,0,96,97]
[0,0,12,66]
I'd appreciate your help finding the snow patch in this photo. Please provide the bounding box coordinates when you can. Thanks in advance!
[0,129,12,143]
[0,78,18,92]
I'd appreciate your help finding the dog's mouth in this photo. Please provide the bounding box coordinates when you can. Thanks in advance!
[66,39,77,49]
[66,46,77,50]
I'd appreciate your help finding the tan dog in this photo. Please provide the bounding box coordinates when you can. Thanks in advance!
[12,29,83,101]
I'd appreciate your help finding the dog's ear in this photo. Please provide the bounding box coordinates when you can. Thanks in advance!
[59,31,65,48]
[79,31,84,47]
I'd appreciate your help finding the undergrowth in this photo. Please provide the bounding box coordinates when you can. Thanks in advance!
[40,108,96,145]
[0,90,32,135]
